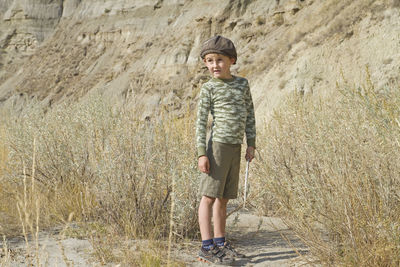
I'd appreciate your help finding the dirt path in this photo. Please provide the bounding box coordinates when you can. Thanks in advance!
[176,211,308,266]
[1,232,94,266]
[1,212,308,266]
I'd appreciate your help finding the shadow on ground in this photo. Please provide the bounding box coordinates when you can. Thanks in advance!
[231,249,309,266]
[184,212,310,266]
[229,228,309,266]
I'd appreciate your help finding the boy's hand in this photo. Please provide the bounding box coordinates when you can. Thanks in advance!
[198,156,210,174]
[245,146,255,162]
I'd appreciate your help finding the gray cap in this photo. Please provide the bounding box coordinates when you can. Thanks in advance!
[200,35,237,64]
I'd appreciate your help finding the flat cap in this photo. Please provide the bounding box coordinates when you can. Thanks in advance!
[200,35,237,64]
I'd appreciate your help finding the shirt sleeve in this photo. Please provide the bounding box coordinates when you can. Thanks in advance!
[196,84,211,157]
[245,81,256,148]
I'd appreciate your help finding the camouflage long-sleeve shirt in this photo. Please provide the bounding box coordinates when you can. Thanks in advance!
[196,76,256,157]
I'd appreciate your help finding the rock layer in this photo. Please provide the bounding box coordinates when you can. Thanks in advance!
[0,0,399,119]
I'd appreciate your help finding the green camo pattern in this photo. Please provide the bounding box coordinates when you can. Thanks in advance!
[196,76,256,157]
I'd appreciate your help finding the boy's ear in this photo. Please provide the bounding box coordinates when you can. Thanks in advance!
[230,57,236,64]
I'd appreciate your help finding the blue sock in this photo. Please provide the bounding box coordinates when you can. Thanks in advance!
[202,239,214,250]
[214,237,225,247]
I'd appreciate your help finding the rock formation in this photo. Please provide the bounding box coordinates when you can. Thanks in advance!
[0,0,399,119]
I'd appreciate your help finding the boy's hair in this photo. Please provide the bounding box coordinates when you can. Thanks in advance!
[200,35,237,64]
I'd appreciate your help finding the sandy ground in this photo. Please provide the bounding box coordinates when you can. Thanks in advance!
[0,232,96,267]
[1,232,96,266]
[1,211,309,266]
[175,211,309,267]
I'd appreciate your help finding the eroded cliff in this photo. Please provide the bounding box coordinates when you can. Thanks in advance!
[1,0,399,119]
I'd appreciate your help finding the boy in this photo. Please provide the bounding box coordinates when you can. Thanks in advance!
[196,35,256,264]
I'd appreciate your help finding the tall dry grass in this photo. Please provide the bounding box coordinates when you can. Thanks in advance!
[253,73,400,266]
[3,70,399,266]
[0,94,199,265]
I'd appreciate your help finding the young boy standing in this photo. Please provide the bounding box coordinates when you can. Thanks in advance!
[196,35,256,264]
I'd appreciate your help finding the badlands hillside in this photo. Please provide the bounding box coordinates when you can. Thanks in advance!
[1,1,400,266]
[1,0,399,120]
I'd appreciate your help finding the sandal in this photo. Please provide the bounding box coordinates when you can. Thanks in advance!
[218,241,246,259]
[198,245,234,265]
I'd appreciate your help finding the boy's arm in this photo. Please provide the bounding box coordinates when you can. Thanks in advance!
[198,155,210,174]
[196,84,211,158]
[245,146,255,162]
[245,82,256,150]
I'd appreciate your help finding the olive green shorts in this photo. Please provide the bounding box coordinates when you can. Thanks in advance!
[199,140,242,199]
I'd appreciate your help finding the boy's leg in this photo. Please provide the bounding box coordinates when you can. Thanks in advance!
[198,195,234,264]
[212,147,246,259]
[213,197,246,259]
[213,197,229,238]
[198,195,215,241]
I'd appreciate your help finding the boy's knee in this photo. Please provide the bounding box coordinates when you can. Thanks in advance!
[201,195,216,205]
[215,198,229,207]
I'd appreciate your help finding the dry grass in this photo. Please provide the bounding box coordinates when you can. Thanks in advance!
[0,236,11,266]
[252,72,400,266]
[2,69,399,266]
[0,94,199,265]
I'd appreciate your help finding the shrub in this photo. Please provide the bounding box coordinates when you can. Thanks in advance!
[253,75,400,266]
[1,95,199,242]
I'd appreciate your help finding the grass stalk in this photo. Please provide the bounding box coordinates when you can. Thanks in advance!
[167,170,176,267]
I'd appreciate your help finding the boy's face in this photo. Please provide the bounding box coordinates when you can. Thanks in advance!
[203,53,235,79]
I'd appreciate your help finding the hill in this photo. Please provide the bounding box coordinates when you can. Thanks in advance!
[1,0,399,119]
